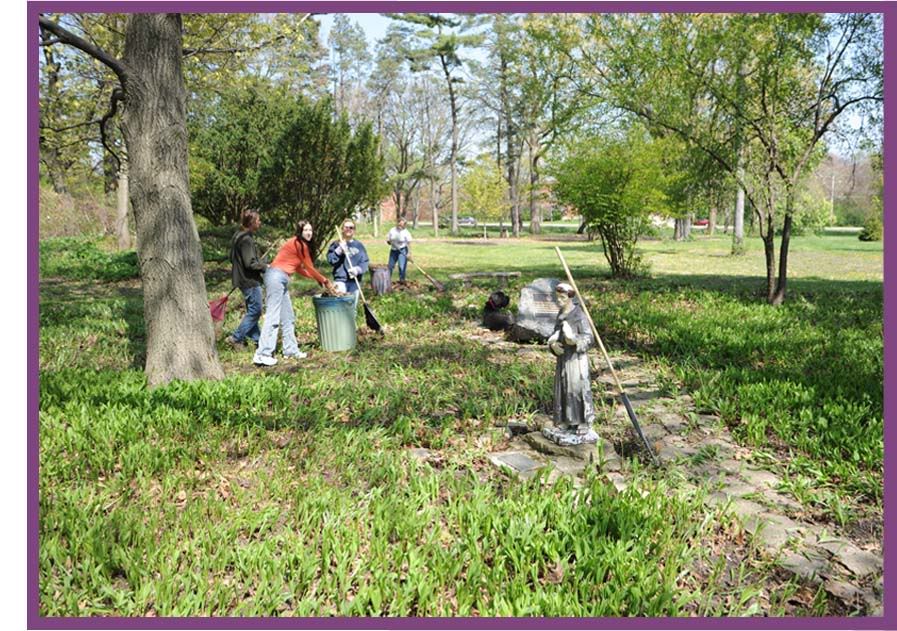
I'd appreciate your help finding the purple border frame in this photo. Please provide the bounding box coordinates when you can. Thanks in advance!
[26,2,894,629]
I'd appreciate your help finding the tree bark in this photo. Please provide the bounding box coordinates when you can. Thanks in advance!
[733,184,745,254]
[674,217,692,241]
[430,177,439,237]
[708,203,717,236]
[115,162,131,250]
[103,148,118,194]
[528,142,541,235]
[771,190,795,305]
[440,56,459,236]
[121,14,223,386]
[762,230,776,303]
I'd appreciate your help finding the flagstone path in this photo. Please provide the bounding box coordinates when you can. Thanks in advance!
[453,327,883,616]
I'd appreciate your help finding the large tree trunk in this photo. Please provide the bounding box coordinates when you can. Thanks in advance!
[115,161,131,250]
[674,216,692,241]
[121,14,223,386]
[708,203,717,236]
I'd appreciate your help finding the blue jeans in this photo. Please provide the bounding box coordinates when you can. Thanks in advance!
[231,286,262,343]
[257,267,301,357]
[388,248,408,281]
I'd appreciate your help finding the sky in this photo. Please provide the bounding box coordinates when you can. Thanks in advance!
[316,12,392,49]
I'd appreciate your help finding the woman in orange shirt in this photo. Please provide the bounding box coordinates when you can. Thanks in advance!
[253,221,334,366]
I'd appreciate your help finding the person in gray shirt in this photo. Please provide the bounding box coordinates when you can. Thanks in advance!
[227,209,267,349]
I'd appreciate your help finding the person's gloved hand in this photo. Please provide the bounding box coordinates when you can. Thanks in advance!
[333,243,344,256]
[562,321,577,346]
[348,265,362,278]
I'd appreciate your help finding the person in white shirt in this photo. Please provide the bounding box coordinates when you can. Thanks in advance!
[386,217,413,283]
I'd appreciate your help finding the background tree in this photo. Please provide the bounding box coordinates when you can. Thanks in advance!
[260,97,384,259]
[552,127,670,277]
[327,14,372,117]
[189,81,297,226]
[459,155,509,227]
[567,12,882,304]
[387,13,481,235]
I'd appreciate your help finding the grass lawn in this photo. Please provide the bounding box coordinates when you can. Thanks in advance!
[37,229,882,616]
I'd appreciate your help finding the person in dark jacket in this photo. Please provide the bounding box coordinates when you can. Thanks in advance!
[227,209,267,349]
[326,219,369,305]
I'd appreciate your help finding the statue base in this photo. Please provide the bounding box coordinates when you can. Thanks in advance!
[542,426,599,446]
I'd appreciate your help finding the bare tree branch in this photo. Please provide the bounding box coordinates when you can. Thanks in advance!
[100,87,124,173]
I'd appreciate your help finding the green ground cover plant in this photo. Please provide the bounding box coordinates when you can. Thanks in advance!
[38,231,881,616]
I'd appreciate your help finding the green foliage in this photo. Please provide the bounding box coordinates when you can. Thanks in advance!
[459,156,509,223]
[592,278,882,502]
[858,212,882,242]
[40,237,139,282]
[779,187,834,236]
[259,97,385,257]
[38,232,881,615]
[188,82,298,226]
[552,128,669,276]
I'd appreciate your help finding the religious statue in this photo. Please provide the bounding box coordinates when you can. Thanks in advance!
[543,282,599,446]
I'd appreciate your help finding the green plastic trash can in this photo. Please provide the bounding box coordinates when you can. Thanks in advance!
[313,295,357,351]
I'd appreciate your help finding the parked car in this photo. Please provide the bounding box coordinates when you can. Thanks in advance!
[693,218,709,226]
[439,216,478,228]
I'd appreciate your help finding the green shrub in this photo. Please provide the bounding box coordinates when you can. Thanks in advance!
[858,212,882,241]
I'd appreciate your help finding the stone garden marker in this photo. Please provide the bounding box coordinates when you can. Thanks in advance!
[509,278,578,342]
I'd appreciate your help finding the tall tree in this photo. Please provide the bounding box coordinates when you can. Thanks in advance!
[39,13,231,386]
[327,14,372,117]
[518,14,584,235]
[387,13,481,235]
[565,12,882,304]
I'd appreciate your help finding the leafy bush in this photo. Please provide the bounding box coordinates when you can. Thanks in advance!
[552,129,670,277]
[779,188,834,236]
[858,212,882,241]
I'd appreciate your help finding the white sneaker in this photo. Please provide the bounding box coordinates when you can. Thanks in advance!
[253,353,277,366]
[283,350,308,360]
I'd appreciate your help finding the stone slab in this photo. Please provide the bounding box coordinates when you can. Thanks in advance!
[657,444,693,463]
[739,468,782,490]
[749,513,803,553]
[832,545,881,578]
[640,423,669,442]
[605,471,629,494]
[717,479,760,499]
[656,413,688,434]
[494,451,542,473]
[551,456,589,477]
[408,448,433,461]
[779,552,828,583]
